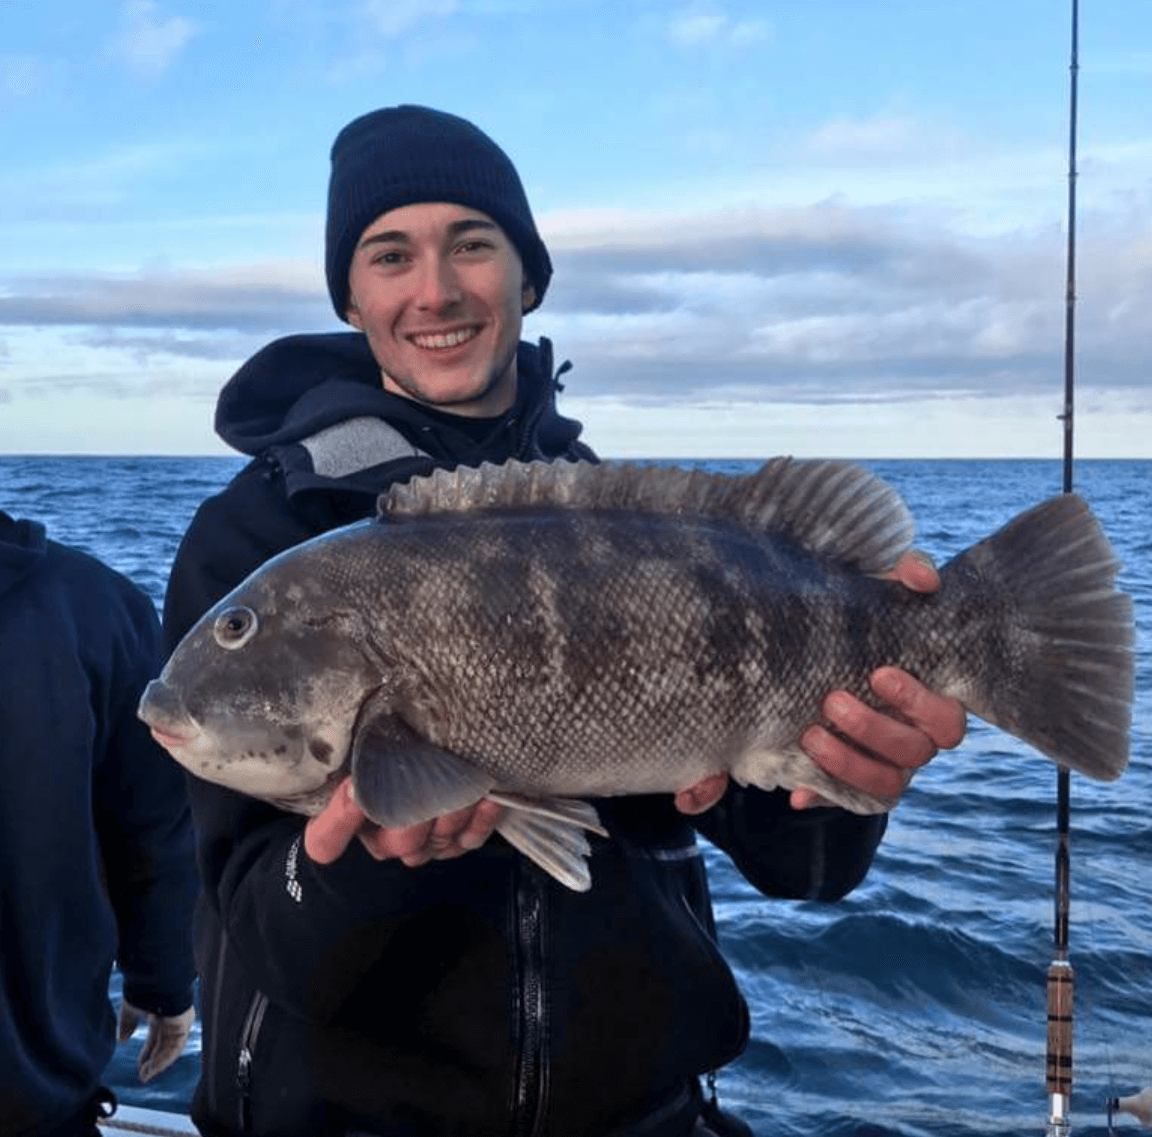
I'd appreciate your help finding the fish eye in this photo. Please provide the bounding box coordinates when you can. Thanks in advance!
[214,606,258,650]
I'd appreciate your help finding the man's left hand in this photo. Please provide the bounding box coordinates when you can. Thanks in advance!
[792,549,966,809]
[117,1000,195,1083]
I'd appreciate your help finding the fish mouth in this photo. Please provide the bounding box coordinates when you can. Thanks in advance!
[138,678,202,755]
[149,724,199,752]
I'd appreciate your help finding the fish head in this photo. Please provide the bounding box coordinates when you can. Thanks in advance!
[139,550,385,814]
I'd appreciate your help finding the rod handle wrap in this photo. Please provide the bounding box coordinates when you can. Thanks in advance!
[1046,960,1073,1095]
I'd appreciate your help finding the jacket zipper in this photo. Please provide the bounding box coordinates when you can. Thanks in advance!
[236,989,269,1131]
[516,338,571,463]
[203,928,232,1118]
[511,866,549,1137]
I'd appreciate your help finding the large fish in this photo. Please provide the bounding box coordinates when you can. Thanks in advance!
[140,458,1134,891]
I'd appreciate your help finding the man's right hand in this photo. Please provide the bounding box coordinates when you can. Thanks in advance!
[303,777,504,866]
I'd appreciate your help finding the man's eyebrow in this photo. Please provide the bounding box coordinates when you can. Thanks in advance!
[358,229,409,249]
[447,218,499,237]
[357,217,499,250]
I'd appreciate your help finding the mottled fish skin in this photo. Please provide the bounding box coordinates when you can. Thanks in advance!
[139,457,1135,891]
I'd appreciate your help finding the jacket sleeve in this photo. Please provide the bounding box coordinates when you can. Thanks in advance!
[692,783,887,902]
[92,572,198,1016]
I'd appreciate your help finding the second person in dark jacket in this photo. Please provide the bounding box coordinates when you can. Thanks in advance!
[1,510,197,1137]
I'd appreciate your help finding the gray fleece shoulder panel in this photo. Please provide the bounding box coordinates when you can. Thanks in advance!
[300,416,427,478]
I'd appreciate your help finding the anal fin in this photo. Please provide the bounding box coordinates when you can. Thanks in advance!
[489,794,605,892]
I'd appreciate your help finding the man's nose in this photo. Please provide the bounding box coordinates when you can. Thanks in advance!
[414,255,462,309]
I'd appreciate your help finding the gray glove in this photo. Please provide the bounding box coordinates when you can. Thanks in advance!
[117,1000,195,1083]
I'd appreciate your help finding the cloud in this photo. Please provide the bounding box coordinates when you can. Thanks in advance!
[107,1,199,81]
[531,199,1151,403]
[666,9,771,48]
[0,325,246,417]
[76,329,263,364]
[542,203,986,322]
[3,141,212,222]
[0,262,329,336]
[802,114,956,163]
[354,0,460,39]
[1,198,1147,415]
[0,55,49,106]
[328,0,479,81]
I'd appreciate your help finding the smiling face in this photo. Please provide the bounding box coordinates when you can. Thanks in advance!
[345,201,536,418]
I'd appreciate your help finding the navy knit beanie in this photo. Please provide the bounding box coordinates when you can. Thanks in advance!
[325,104,552,322]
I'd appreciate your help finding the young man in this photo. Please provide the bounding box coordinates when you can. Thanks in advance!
[162,105,965,1136]
[0,509,197,1137]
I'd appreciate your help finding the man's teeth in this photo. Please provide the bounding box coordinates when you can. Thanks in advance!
[411,327,478,350]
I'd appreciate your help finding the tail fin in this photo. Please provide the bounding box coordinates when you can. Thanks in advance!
[948,494,1133,781]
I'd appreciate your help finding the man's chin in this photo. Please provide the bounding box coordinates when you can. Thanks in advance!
[383,364,517,418]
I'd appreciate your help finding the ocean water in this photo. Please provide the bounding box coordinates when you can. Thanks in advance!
[0,455,1147,1137]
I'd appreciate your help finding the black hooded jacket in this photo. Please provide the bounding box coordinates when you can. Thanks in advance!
[163,332,887,1137]
[0,513,196,1136]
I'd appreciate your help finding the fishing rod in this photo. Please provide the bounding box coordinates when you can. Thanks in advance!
[1048,9,1151,1129]
[1045,0,1078,1134]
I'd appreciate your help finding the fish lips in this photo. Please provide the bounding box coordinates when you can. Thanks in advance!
[138,678,201,755]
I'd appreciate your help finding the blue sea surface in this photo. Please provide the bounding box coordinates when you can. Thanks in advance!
[0,455,1147,1136]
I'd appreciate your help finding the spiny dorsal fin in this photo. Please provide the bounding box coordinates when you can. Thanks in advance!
[379,457,915,574]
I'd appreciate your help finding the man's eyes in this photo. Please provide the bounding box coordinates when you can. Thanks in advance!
[368,240,493,266]
[455,239,494,255]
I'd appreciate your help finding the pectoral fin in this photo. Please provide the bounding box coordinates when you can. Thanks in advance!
[350,695,608,889]
[350,702,495,828]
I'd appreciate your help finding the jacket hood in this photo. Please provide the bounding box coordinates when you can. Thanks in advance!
[0,511,47,600]
[215,331,577,458]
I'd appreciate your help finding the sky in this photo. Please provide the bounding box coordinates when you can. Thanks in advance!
[1,0,1150,459]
